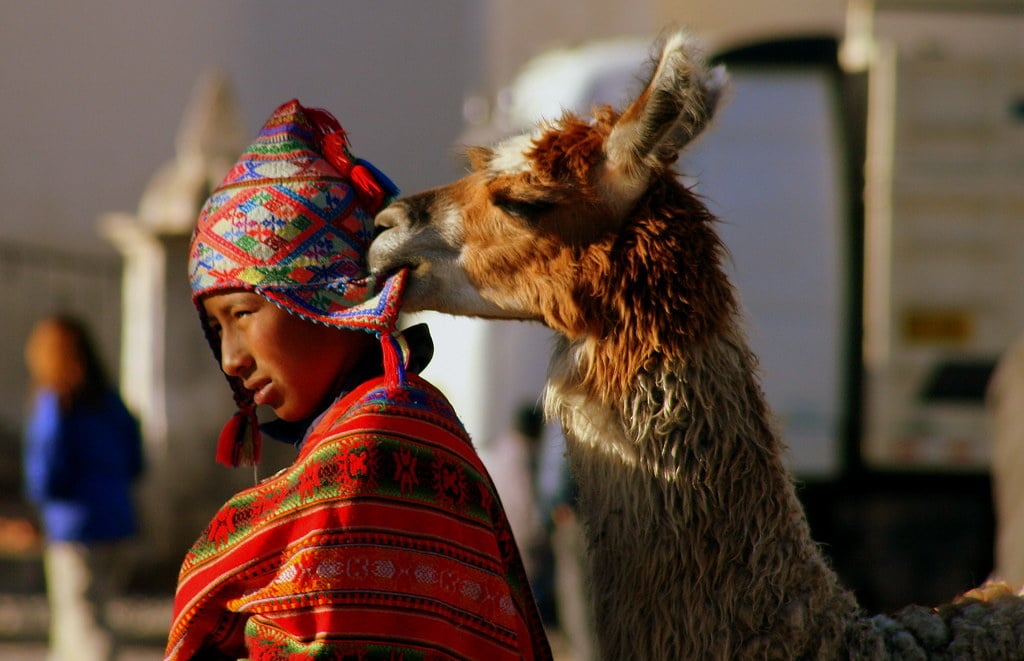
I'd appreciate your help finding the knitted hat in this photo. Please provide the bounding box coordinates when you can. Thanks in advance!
[189,99,409,467]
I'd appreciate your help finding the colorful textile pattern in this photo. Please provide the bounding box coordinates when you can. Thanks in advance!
[165,375,553,661]
[189,98,406,335]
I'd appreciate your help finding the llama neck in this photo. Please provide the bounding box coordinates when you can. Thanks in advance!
[546,324,857,659]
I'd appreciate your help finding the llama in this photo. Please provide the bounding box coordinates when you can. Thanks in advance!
[369,31,1024,659]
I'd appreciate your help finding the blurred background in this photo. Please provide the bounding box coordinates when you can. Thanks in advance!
[0,0,1022,654]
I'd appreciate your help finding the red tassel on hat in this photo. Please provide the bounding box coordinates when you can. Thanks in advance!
[381,332,412,390]
[350,163,386,213]
[322,131,386,212]
[321,132,353,177]
[312,108,391,214]
[306,106,344,139]
[216,407,262,467]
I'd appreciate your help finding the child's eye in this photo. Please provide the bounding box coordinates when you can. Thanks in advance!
[232,306,258,320]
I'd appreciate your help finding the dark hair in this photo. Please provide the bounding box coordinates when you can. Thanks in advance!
[514,403,544,441]
[32,314,112,408]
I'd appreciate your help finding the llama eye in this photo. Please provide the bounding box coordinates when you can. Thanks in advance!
[493,197,554,220]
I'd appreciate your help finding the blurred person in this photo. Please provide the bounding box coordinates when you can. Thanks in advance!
[536,424,597,661]
[22,314,144,661]
[164,100,551,660]
[479,403,550,603]
[989,331,1024,587]
[479,403,546,575]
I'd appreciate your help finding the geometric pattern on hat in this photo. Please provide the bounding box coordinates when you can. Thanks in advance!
[189,98,406,336]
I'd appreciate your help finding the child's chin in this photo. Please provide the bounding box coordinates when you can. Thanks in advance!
[273,404,313,422]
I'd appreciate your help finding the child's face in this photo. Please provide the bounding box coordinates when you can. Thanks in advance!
[25,320,85,394]
[202,290,372,421]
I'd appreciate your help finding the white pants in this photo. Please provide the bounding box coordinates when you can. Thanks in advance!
[43,541,129,661]
[990,333,1024,587]
[551,511,598,661]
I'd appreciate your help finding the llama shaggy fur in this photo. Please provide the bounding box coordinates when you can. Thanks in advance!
[370,30,1024,660]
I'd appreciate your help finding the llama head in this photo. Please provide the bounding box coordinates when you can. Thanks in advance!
[370,31,730,342]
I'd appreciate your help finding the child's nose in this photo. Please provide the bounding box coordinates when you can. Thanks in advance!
[220,334,252,377]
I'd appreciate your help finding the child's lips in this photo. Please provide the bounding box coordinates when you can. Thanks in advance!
[249,381,273,406]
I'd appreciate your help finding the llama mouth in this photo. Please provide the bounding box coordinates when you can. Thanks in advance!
[369,256,419,277]
[368,235,420,276]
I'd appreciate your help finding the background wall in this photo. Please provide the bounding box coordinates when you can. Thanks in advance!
[0,0,850,473]
[0,0,854,258]
[0,0,484,507]
[0,0,489,589]
[481,0,847,89]
[0,1,483,258]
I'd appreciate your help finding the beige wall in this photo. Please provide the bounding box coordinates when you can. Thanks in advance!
[481,0,848,94]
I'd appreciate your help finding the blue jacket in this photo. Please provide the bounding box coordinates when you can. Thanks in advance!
[23,388,143,542]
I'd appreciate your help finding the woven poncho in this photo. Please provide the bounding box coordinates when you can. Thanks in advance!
[166,374,552,661]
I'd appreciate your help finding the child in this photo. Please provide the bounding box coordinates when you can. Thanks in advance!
[165,100,552,660]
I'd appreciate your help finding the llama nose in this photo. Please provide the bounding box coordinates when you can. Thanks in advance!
[374,205,402,232]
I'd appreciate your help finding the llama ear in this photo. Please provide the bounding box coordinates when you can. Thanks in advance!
[601,32,728,209]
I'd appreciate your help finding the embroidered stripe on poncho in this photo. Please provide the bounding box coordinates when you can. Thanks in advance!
[166,374,552,660]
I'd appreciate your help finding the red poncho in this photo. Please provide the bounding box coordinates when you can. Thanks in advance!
[166,375,552,660]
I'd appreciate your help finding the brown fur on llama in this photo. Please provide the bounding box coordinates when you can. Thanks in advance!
[369,31,1024,659]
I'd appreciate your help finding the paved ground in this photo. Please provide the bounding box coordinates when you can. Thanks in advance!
[0,593,170,660]
[0,641,575,661]
[0,642,579,661]
[0,593,577,660]
[0,642,164,660]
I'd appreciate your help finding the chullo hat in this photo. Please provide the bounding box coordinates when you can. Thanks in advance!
[189,99,408,467]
